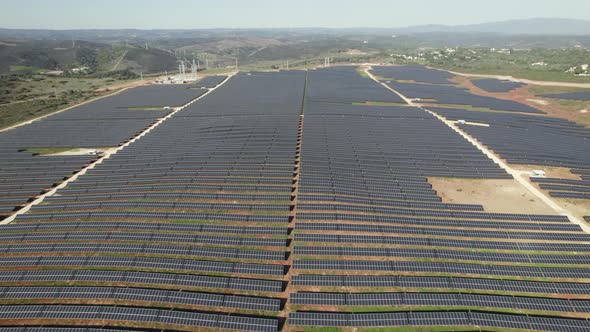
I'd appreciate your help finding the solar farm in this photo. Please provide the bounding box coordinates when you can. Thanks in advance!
[0,66,589,332]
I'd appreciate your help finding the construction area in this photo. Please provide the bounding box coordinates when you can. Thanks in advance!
[0,65,589,332]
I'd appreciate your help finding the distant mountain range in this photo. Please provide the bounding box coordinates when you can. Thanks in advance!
[392,18,590,36]
[1,18,590,39]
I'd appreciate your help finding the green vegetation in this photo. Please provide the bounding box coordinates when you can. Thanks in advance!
[23,147,109,155]
[303,327,519,332]
[0,72,140,129]
[352,101,408,107]
[0,97,70,128]
[9,65,40,72]
[356,67,370,78]
[24,147,78,155]
[528,86,590,95]
[385,48,590,83]
[126,106,168,111]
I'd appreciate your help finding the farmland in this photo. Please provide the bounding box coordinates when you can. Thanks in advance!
[0,64,589,332]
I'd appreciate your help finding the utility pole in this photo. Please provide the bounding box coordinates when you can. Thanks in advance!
[192,59,197,80]
[235,58,239,72]
[286,60,289,70]
[140,72,143,80]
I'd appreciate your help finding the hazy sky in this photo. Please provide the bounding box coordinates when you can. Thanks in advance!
[1,0,589,29]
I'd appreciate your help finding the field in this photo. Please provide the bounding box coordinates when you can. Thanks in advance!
[0,65,588,332]
[0,73,143,129]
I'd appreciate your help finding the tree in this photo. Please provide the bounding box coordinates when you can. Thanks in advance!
[76,47,97,72]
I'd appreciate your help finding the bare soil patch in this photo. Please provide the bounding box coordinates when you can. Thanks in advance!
[512,165,581,180]
[48,147,114,156]
[429,177,554,214]
[451,76,590,127]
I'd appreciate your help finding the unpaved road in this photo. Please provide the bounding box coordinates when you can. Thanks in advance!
[111,50,128,71]
[444,68,590,89]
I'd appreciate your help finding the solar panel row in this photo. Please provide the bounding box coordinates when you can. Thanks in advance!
[370,66,457,85]
[0,286,281,311]
[294,245,590,264]
[291,291,590,313]
[289,311,590,331]
[0,305,278,332]
[431,107,590,170]
[295,233,590,252]
[471,78,525,93]
[0,221,288,235]
[292,275,590,295]
[45,192,292,203]
[296,214,577,231]
[193,75,228,88]
[296,221,585,241]
[294,259,590,279]
[0,256,286,276]
[15,211,290,223]
[539,91,590,101]
[0,328,131,332]
[0,270,284,293]
[33,201,290,212]
[0,243,287,260]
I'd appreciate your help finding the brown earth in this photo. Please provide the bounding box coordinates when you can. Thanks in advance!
[451,76,590,127]
[429,177,554,214]
[512,165,582,180]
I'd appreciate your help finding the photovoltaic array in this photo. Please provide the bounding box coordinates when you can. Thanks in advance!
[0,84,198,215]
[0,65,589,331]
[371,66,544,114]
[539,91,590,101]
[430,107,590,169]
[287,66,590,331]
[471,78,525,92]
[0,72,305,330]
[370,65,457,84]
[429,106,590,203]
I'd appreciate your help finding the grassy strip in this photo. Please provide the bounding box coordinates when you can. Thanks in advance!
[23,147,77,155]
[125,106,167,111]
[352,101,409,107]
[293,255,590,269]
[303,326,521,332]
[292,286,590,299]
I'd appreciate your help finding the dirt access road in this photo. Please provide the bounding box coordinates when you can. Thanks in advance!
[443,68,590,89]
[363,67,590,233]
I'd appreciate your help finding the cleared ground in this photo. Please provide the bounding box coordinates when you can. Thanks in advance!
[429,177,555,214]
[451,76,590,127]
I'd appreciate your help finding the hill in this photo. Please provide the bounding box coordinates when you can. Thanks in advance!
[0,39,177,74]
[395,18,590,36]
